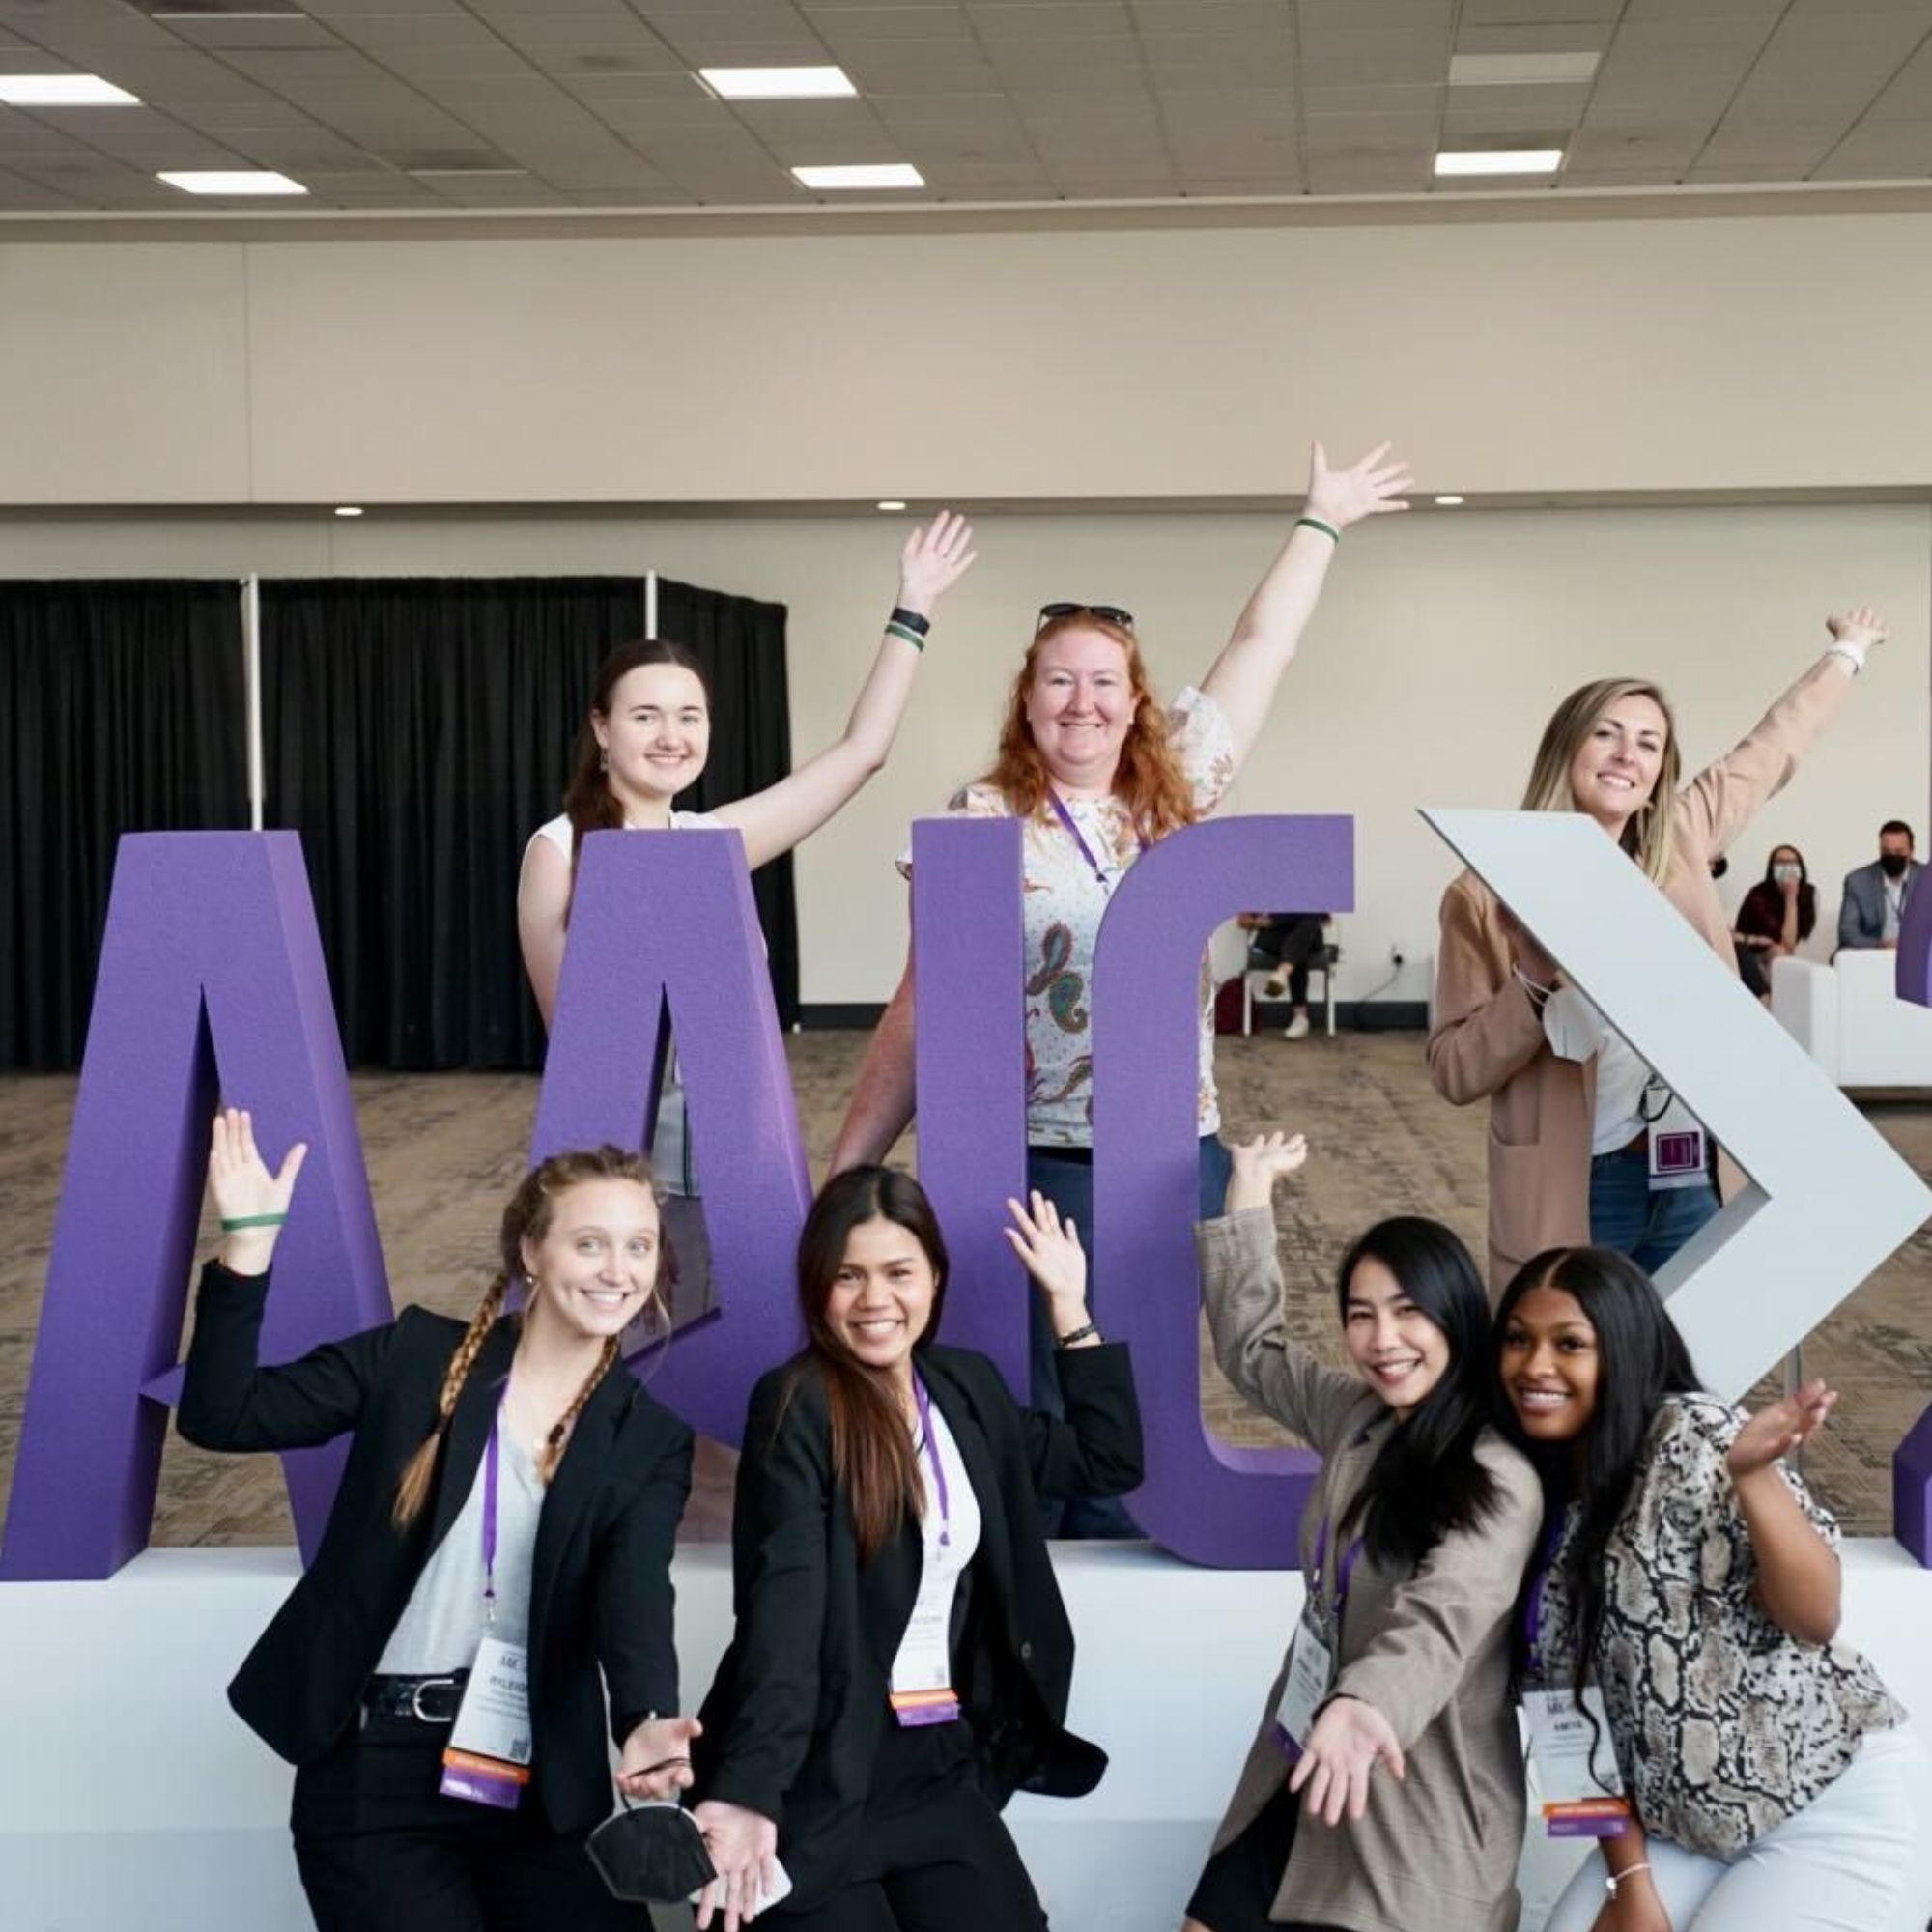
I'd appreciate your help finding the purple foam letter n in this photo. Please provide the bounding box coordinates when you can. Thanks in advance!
[1,834,390,1579]
[530,829,814,1444]
[1892,849,1932,1560]
[1092,815,1355,1568]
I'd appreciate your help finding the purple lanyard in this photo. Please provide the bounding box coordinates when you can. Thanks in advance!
[911,1375,952,1549]
[481,1406,504,1629]
[1046,789,1147,888]
[1521,1511,1566,1678]
[1309,1515,1363,1627]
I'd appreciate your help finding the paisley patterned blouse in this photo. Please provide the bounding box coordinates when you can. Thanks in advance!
[901,685,1235,1148]
[1530,1394,1902,1857]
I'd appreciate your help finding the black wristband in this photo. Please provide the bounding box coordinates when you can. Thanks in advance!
[889,605,931,638]
[1056,1321,1100,1350]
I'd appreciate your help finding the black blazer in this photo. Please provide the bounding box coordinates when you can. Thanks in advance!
[692,1341,1142,1910]
[177,1261,693,1835]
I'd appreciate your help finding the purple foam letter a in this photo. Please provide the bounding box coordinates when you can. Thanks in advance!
[1092,815,1355,1568]
[1,834,390,1580]
[910,819,1030,1393]
[1890,845,1932,1559]
[531,829,813,1444]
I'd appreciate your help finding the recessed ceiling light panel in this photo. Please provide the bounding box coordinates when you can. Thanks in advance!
[1434,149,1563,177]
[157,169,309,195]
[699,66,857,100]
[1448,52,1600,87]
[0,75,141,106]
[792,163,923,190]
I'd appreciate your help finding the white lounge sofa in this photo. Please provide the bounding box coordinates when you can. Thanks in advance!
[1771,950,1932,1088]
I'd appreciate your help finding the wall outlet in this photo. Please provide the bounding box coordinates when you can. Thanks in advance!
[1389,941,1406,967]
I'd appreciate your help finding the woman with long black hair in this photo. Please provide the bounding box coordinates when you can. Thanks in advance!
[687,1168,1141,1930]
[1184,1131,1542,1932]
[177,1111,700,1931]
[1495,1246,1932,1932]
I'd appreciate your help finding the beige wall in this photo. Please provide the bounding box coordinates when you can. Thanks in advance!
[2,503,1923,1006]
[5,212,1932,505]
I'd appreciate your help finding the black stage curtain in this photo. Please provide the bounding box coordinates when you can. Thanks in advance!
[1,580,246,1070]
[262,575,796,1071]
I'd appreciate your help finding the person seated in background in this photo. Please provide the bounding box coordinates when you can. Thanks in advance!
[1733,843,1816,1000]
[1837,819,1923,951]
[1237,911,1331,1040]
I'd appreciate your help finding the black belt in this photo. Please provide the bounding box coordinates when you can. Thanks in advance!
[362,1670,468,1727]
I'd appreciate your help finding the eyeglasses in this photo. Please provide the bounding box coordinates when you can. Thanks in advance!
[1036,602,1135,633]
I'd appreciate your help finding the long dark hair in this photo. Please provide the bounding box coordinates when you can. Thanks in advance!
[1492,1247,1700,1696]
[788,1166,950,1564]
[559,639,711,913]
[1334,1217,1504,1572]
[1744,844,1816,943]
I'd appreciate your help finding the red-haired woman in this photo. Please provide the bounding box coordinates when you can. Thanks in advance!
[831,443,1410,1532]
[687,1169,1140,1930]
[178,1109,699,1931]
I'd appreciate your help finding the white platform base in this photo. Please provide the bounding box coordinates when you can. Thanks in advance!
[6,1542,1929,1932]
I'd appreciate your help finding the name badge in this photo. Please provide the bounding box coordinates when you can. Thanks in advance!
[1647,1093,1708,1194]
[1522,1686,1631,1837]
[440,1635,533,1809]
[1271,1612,1335,1761]
[888,1593,960,1727]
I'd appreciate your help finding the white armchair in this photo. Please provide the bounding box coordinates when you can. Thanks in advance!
[1771,951,1932,1089]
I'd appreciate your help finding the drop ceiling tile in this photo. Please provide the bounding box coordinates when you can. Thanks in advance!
[1130,1,1290,30]
[1300,83,1443,114]
[965,3,1132,31]
[809,9,973,43]
[1176,173,1304,194]
[1462,0,1618,19]
[1454,23,1614,56]
[1296,0,1455,26]
[373,44,542,82]
[163,17,348,53]
[1442,81,1592,117]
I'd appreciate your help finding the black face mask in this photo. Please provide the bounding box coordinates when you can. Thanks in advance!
[1882,852,1912,879]
[586,1799,717,1905]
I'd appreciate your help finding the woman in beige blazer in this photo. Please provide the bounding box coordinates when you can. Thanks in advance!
[1428,609,1888,1293]
[1185,1133,1542,1932]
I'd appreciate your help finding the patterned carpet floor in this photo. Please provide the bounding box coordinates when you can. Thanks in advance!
[2,1030,1927,1547]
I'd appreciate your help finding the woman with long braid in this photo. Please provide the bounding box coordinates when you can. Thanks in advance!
[178,1109,698,1931]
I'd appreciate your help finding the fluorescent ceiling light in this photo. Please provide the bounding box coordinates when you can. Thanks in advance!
[1435,495,1465,506]
[792,163,923,190]
[877,499,907,512]
[699,65,856,100]
[1448,52,1599,87]
[1434,148,1562,177]
[0,74,141,106]
[333,506,363,518]
[157,169,308,195]
[407,167,529,178]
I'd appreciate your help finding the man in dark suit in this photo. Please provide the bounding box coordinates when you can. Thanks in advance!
[1838,819,1924,951]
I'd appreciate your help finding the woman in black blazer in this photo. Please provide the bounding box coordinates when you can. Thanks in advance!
[688,1167,1142,1931]
[177,1108,699,1932]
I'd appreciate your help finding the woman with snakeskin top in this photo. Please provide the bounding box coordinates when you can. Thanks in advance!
[1493,1246,1932,1932]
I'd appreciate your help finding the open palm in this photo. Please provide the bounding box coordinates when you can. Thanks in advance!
[1304,441,1413,531]
[897,510,978,612]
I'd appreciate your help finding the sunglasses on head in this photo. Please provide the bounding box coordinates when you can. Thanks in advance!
[1036,602,1135,633]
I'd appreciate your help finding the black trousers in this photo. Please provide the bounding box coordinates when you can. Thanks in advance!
[773,1729,1046,1932]
[1185,1780,1346,1932]
[1248,917,1326,1009]
[291,1726,649,1932]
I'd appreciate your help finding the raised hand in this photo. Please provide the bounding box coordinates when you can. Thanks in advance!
[693,1799,781,1931]
[1303,441,1412,533]
[614,1713,701,1801]
[1225,1130,1309,1214]
[209,1106,307,1274]
[1825,605,1887,654]
[1288,1694,1406,1826]
[1004,1190,1093,1340]
[1727,1378,1837,1479]
[896,510,979,617]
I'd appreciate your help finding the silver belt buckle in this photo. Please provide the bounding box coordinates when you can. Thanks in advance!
[411,1676,459,1723]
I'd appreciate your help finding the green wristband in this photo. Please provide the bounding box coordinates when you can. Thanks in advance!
[220,1212,288,1232]
[885,620,926,652]
[1295,515,1341,544]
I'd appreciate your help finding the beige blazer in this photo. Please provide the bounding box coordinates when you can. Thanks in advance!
[1428,656,1856,1293]
[1199,1209,1543,1932]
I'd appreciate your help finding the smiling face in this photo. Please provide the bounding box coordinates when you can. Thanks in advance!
[520,1177,661,1346]
[593,662,711,812]
[1497,1282,1601,1447]
[1341,1253,1452,1417]
[824,1213,939,1389]
[1567,693,1668,834]
[1023,626,1136,792]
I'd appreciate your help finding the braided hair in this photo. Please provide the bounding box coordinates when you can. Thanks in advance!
[391,1146,658,1526]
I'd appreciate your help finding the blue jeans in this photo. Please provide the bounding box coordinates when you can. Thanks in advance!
[1588,1146,1719,1275]
[1024,1133,1233,1539]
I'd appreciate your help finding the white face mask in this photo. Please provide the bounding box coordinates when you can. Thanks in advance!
[1773,864,1802,885]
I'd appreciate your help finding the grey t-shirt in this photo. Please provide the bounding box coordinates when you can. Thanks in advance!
[378,1426,545,1674]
